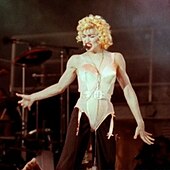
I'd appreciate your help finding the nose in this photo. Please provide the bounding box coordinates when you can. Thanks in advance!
[82,39,89,47]
[83,35,90,43]
[84,39,88,44]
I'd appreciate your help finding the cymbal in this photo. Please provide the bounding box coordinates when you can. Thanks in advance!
[15,48,52,66]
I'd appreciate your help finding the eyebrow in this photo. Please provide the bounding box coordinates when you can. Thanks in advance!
[82,33,97,36]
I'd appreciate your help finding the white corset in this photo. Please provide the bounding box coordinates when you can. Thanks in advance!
[75,53,117,139]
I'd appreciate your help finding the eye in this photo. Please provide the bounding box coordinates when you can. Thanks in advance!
[89,34,96,38]
[81,34,86,39]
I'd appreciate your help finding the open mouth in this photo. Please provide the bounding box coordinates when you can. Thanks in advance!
[84,43,92,50]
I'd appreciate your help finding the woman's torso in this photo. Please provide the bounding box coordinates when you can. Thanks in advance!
[75,52,117,130]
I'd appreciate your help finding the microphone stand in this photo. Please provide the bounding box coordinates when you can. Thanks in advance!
[59,50,64,145]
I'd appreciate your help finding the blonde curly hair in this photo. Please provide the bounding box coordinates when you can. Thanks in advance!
[76,14,113,49]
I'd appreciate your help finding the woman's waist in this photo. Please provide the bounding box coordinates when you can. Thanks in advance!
[80,90,112,100]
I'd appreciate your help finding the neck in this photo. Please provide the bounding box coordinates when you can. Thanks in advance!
[88,45,104,54]
[88,50,105,72]
[87,49,104,56]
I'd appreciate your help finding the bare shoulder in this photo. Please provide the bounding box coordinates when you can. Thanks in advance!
[68,54,80,62]
[67,54,81,68]
[112,52,124,61]
[112,52,126,69]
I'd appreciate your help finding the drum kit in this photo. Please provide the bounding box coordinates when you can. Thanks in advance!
[0,41,83,169]
[0,46,71,169]
[14,47,53,136]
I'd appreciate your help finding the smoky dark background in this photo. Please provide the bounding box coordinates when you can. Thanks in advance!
[0,1,170,170]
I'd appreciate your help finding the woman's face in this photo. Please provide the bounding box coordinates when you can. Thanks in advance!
[81,28,101,52]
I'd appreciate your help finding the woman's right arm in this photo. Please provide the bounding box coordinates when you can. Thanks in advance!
[16,55,78,110]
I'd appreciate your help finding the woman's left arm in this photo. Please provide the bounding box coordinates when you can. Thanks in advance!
[115,52,154,145]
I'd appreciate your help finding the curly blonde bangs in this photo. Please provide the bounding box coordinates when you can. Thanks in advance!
[76,14,113,49]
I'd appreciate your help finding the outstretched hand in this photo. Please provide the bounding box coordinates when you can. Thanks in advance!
[16,93,34,111]
[134,125,155,145]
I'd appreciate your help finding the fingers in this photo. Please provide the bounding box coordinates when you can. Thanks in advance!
[16,93,32,110]
[147,135,155,141]
[144,131,153,136]
[16,93,22,97]
[133,131,138,139]
[16,93,25,105]
[143,132,155,145]
[16,93,26,100]
[20,100,31,110]
[16,93,29,100]
[28,105,31,111]
[140,134,154,145]
[133,127,139,139]
[133,127,155,145]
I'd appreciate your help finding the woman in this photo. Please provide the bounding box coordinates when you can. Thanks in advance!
[17,14,154,170]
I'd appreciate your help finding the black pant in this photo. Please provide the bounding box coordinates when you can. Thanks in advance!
[56,108,116,170]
